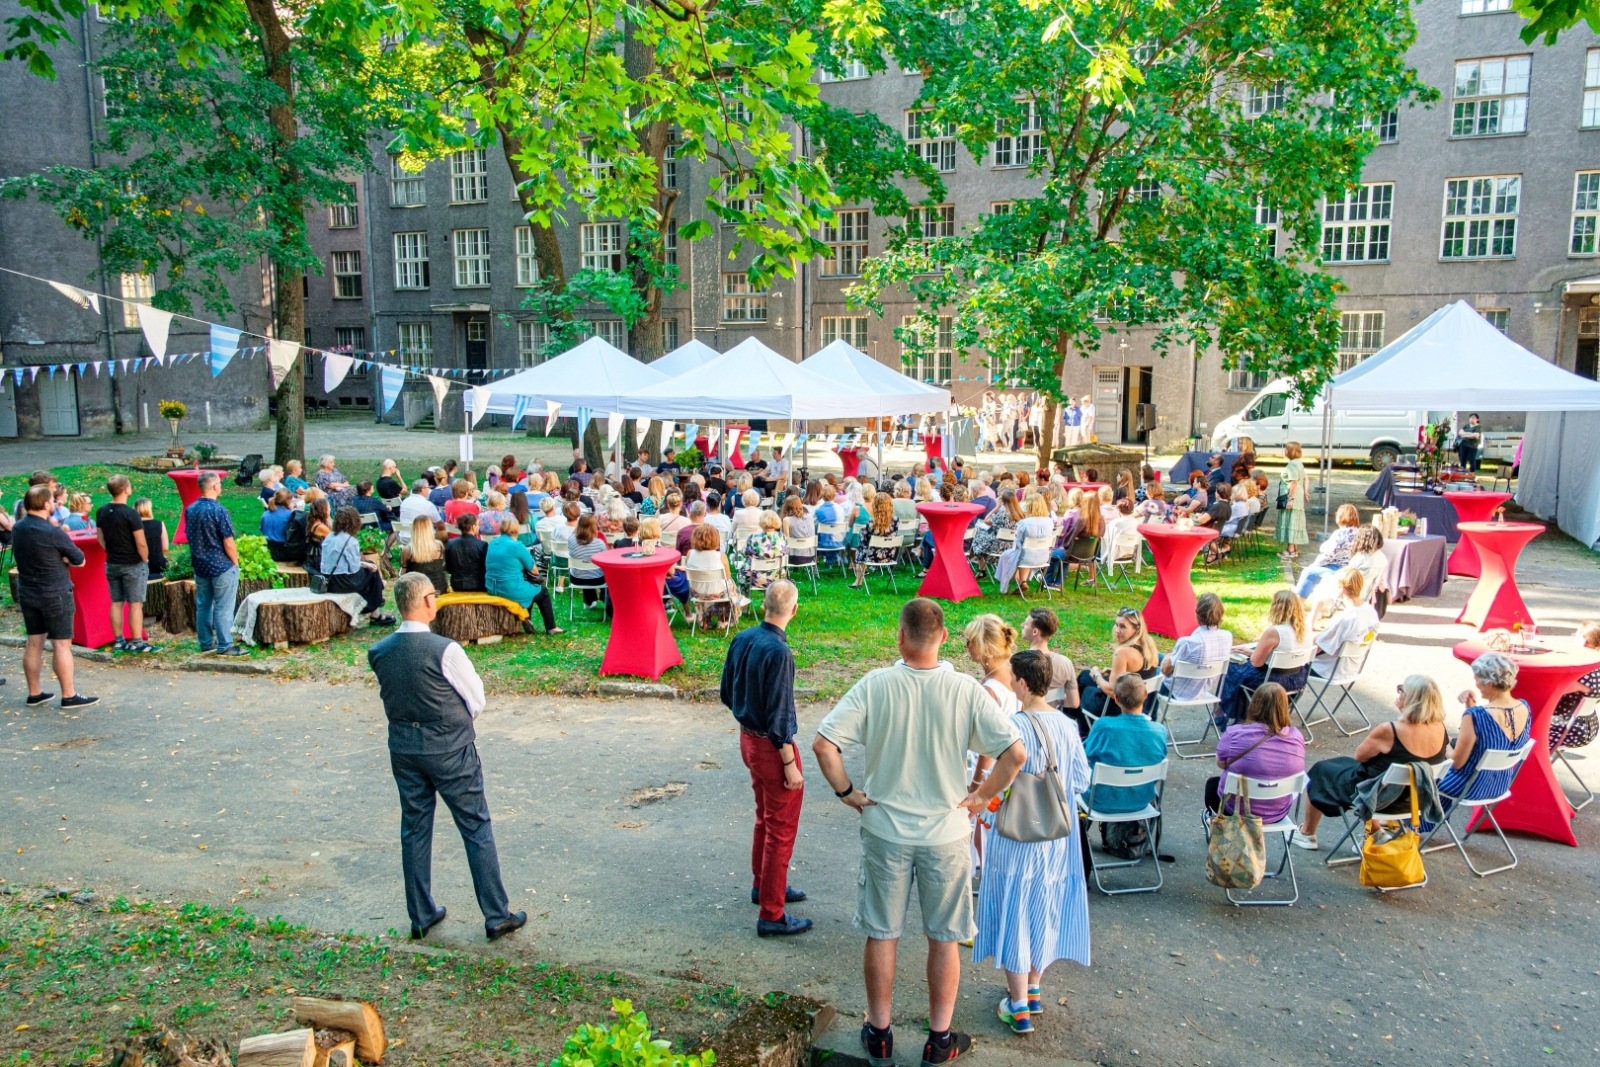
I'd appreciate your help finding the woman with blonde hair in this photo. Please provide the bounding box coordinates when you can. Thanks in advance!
[850,492,899,589]
[401,516,448,593]
[1276,440,1310,559]
[973,486,1023,556]
[1073,607,1162,730]
[963,614,1022,888]
[998,493,1055,593]
[478,491,511,537]
[1295,674,1448,850]
[640,476,666,516]
[1218,589,1312,725]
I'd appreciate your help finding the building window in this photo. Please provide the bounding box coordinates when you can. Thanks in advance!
[1322,183,1393,262]
[991,201,1013,215]
[514,226,539,286]
[590,319,626,350]
[1228,370,1270,392]
[1481,309,1510,332]
[1452,56,1530,136]
[1459,0,1510,12]
[334,326,366,352]
[1359,110,1399,143]
[993,101,1044,168]
[452,228,491,287]
[517,320,549,366]
[1256,200,1280,257]
[821,316,869,349]
[822,209,869,276]
[721,173,763,214]
[662,318,679,351]
[820,58,869,82]
[329,183,359,228]
[393,232,430,289]
[1130,179,1161,202]
[331,251,363,299]
[580,222,625,272]
[905,110,956,173]
[390,158,425,207]
[1580,305,1599,338]
[449,149,488,203]
[663,141,679,190]
[900,315,953,385]
[584,142,612,184]
[1573,171,1600,256]
[1338,311,1385,372]
[664,220,678,267]
[119,271,154,328]
[1245,81,1285,115]
[722,274,768,322]
[1585,50,1600,128]
[909,204,955,243]
[397,322,433,365]
[1442,176,1520,259]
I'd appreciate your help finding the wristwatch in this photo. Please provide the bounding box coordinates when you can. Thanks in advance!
[834,781,855,798]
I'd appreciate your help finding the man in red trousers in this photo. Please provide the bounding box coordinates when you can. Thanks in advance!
[720,578,810,937]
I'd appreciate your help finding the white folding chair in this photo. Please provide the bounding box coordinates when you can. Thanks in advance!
[1325,762,1439,892]
[1158,660,1228,760]
[548,531,571,591]
[566,562,606,621]
[785,537,819,594]
[860,535,902,595]
[687,567,741,638]
[894,519,922,570]
[1552,695,1597,812]
[1242,645,1318,739]
[1419,739,1536,878]
[816,522,850,572]
[742,556,786,607]
[1204,771,1309,905]
[1015,534,1055,600]
[358,510,381,528]
[1301,630,1378,737]
[1079,760,1168,895]
[1099,518,1144,593]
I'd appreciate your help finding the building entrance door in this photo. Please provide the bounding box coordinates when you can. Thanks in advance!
[1093,367,1121,443]
[1122,365,1153,444]
[0,376,17,438]
[465,319,489,382]
[37,371,80,436]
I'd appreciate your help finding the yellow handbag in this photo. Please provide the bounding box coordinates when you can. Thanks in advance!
[1358,767,1427,890]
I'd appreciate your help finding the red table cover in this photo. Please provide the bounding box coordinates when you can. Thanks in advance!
[1443,491,1513,578]
[1453,640,1600,846]
[593,547,683,680]
[1454,521,1541,631]
[67,530,114,650]
[915,502,985,602]
[167,468,228,545]
[1138,523,1218,639]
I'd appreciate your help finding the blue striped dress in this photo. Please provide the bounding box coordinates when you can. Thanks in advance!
[1423,702,1531,831]
[972,709,1092,976]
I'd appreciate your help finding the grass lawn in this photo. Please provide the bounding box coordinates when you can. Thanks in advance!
[0,889,744,1067]
[1,462,1291,699]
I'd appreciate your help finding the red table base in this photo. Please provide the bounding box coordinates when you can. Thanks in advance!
[1454,641,1599,846]
[67,531,114,650]
[594,547,683,680]
[1444,492,1513,577]
[1454,522,1540,631]
[916,502,985,602]
[167,468,227,545]
[1138,523,1218,639]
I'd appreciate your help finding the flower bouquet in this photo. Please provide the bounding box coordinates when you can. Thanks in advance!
[1416,418,1452,488]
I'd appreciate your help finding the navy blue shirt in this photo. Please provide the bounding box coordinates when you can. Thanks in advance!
[353,494,395,531]
[720,621,798,748]
[184,498,236,578]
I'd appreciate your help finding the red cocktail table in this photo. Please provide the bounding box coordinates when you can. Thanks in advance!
[167,468,227,545]
[1138,523,1217,639]
[1453,640,1600,846]
[915,501,985,602]
[593,547,683,680]
[1444,491,1513,577]
[67,530,114,650]
[1454,521,1541,631]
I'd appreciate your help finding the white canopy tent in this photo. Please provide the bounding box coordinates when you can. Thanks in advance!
[648,338,722,378]
[480,335,668,416]
[618,337,860,420]
[799,340,952,417]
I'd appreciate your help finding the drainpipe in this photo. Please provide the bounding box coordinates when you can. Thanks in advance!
[81,11,122,433]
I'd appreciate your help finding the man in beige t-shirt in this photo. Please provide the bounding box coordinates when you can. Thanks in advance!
[814,599,1025,1067]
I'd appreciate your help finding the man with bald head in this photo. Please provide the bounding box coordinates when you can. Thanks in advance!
[720,579,809,936]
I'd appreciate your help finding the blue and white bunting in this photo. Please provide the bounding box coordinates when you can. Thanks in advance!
[210,324,241,378]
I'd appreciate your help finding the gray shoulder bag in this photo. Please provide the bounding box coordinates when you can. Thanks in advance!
[993,711,1076,843]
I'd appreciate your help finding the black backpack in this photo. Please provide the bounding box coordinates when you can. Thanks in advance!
[235,454,263,487]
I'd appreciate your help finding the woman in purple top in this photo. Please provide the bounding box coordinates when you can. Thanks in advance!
[1203,683,1306,824]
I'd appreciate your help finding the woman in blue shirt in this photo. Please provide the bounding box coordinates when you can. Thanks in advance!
[1424,652,1531,833]
[260,489,295,545]
[318,506,394,623]
[485,517,562,634]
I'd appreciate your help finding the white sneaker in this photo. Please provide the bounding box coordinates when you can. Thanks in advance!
[1291,830,1319,851]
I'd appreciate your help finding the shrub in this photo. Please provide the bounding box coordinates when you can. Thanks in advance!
[675,446,704,470]
[235,534,279,584]
[554,1001,713,1067]
[165,545,193,579]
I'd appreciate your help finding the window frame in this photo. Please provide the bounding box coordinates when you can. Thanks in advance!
[393,231,430,289]
[820,315,869,349]
[1459,0,1512,13]
[328,182,360,228]
[331,251,363,299]
[119,271,154,328]
[905,109,957,173]
[448,149,489,203]
[1441,175,1521,260]
[517,320,548,366]
[820,58,870,82]
[899,314,954,385]
[1450,55,1531,138]
[1584,50,1600,130]
[1573,170,1600,257]
[993,100,1044,169]
[722,273,769,323]
[1337,311,1386,372]
[514,225,539,286]
[822,209,870,277]
[389,158,425,207]
[333,326,367,353]
[451,227,491,288]
[580,222,626,273]
[590,319,627,351]
[1321,182,1394,264]
[397,322,434,366]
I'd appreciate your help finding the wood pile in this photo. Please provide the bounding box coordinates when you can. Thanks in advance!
[432,599,526,645]
[110,1029,231,1067]
[292,996,386,1064]
[251,599,352,649]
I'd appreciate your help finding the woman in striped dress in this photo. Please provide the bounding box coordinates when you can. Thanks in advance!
[1423,652,1531,833]
[973,648,1092,1036]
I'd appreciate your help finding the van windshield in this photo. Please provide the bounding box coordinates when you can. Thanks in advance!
[1247,393,1288,421]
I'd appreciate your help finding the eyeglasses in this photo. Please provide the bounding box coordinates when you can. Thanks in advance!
[1116,608,1140,619]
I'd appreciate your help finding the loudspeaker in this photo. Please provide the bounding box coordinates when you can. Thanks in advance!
[1135,403,1157,433]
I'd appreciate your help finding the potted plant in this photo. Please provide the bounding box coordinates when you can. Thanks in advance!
[195,440,220,464]
[159,399,188,456]
[676,445,705,472]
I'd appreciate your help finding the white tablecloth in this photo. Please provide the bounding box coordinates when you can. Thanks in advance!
[231,587,369,646]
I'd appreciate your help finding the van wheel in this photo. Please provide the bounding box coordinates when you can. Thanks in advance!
[1370,445,1400,470]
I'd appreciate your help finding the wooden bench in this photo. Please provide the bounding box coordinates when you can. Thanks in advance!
[431,593,529,645]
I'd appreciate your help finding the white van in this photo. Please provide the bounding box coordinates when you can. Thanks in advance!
[1211,380,1428,469]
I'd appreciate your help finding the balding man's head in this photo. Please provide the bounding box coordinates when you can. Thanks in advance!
[762,580,798,624]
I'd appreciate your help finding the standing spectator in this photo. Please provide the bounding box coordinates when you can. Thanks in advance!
[135,498,168,583]
[318,507,396,624]
[13,485,97,707]
[721,579,809,936]
[1456,413,1483,472]
[1159,592,1232,700]
[367,572,526,942]
[1276,441,1310,560]
[185,472,247,656]
[813,599,1026,1067]
[95,475,158,653]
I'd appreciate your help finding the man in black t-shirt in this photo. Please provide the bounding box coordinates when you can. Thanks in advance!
[14,485,97,708]
[95,474,157,653]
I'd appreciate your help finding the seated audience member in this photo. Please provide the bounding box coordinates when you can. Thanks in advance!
[533,497,562,541]
[1550,621,1600,753]
[486,516,562,634]
[814,489,846,564]
[303,496,331,572]
[737,510,788,590]
[499,453,524,485]
[260,489,296,551]
[444,513,489,592]
[1421,653,1531,833]
[682,521,747,626]
[558,500,582,540]
[1204,683,1306,823]
[566,514,610,613]
[507,491,535,546]
[1172,471,1209,516]
[1218,589,1312,725]
[1205,453,1228,494]
[1295,503,1362,598]
[599,495,628,541]
[1134,481,1168,522]
[443,479,480,526]
[1074,607,1161,733]
[658,448,682,476]
[1084,673,1168,854]
[676,501,709,556]
[282,459,310,494]
[658,492,689,538]
[314,456,356,511]
[1021,606,1079,714]
[850,493,899,589]
[352,480,395,533]
[612,515,641,549]
[1296,674,1448,850]
[619,473,644,506]
[375,459,406,502]
[704,491,733,539]
[401,516,449,594]
[780,494,816,565]
[1219,482,1250,537]
[571,459,593,487]
[1113,469,1136,503]
[398,479,440,544]
[1311,569,1380,676]
[1160,592,1232,700]
[731,490,765,546]
[999,494,1054,593]
[477,491,512,538]
[258,466,284,504]
[318,506,395,623]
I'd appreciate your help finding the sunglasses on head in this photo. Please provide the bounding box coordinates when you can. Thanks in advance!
[1116,608,1139,619]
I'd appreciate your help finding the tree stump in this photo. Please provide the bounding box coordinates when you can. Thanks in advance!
[432,599,526,644]
[162,580,197,635]
[277,563,311,589]
[144,578,169,622]
[251,599,351,648]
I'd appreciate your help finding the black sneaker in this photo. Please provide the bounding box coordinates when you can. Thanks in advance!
[755,914,812,937]
[111,638,129,653]
[60,694,100,710]
[215,646,250,657]
[920,1031,972,1067]
[25,692,55,707]
[860,1023,894,1067]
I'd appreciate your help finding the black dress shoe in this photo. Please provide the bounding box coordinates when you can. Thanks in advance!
[756,914,813,937]
[487,911,528,941]
[410,907,446,940]
[751,885,807,905]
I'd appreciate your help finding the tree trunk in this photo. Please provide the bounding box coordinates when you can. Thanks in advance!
[625,21,675,365]
[1037,331,1070,471]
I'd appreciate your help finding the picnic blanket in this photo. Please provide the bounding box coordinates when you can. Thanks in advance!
[231,587,369,647]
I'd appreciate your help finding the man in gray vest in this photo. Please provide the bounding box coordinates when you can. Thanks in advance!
[368,572,526,942]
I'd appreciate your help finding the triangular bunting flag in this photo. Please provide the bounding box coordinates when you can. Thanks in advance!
[606,412,624,449]
[469,385,493,429]
[47,365,57,379]
[267,339,299,389]
[577,407,593,441]
[635,417,651,441]
[511,395,530,430]
[11,368,21,385]
[725,428,742,457]
[747,430,762,455]
[135,303,173,361]
[660,422,675,451]
[323,352,354,392]
[209,325,241,378]
[105,361,113,378]
[48,280,94,310]
[379,366,406,412]
[428,375,451,414]
[545,399,562,435]
[76,363,87,377]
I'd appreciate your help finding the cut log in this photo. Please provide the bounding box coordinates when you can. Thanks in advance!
[237,1029,314,1067]
[312,1030,356,1067]
[432,600,525,645]
[252,599,351,647]
[144,578,169,623]
[277,563,311,589]
[292,997,386,1065]
[162,580,197,635]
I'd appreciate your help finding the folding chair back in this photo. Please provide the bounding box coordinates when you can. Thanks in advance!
[687,566,739,638]
[1214,771,1310,905]
[359,511,380,528]
[895,518,920,547]
[1421,738,1535,878]
[816,523,849,570]
[861,535,902,596]
[1553,695,1598,811]
[1327,762,1428,872]
[1084,760,1168,816]
[1162,659,1228,759]
[1082,759,1169,895]
[786,536,819,593]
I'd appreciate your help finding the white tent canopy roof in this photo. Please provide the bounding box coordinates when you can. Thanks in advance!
[1328,300,1600,411]
[799,340,951,417]
[618,336,861,420]
[481,336,667,415]
[649,338,722,378]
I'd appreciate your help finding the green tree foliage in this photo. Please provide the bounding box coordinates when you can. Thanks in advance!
[1513,0,1600,44]
[847,0,1434,466]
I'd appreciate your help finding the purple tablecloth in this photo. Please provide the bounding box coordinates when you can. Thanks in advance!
[1365,468,1467,542]
[1379,534,1448,602]
[1168,450,1241,482]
